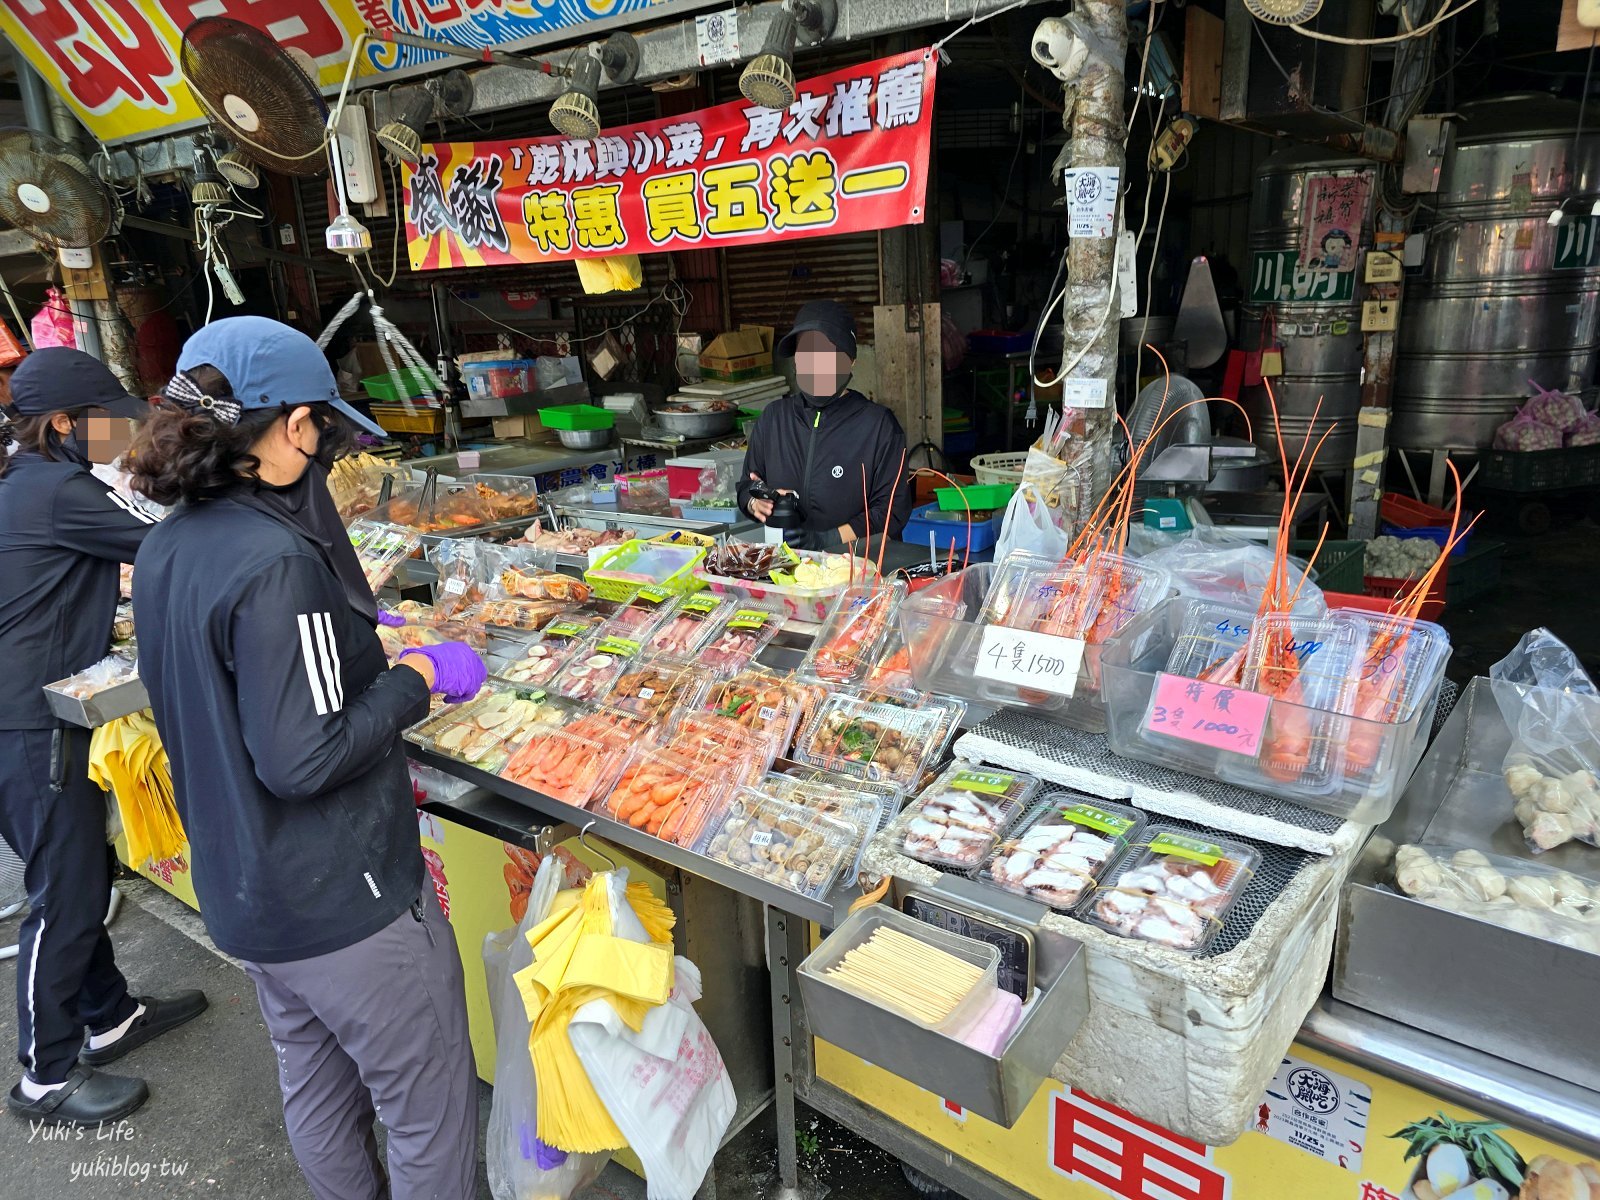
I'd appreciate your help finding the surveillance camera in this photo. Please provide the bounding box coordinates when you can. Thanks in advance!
[1032,16,1088,84]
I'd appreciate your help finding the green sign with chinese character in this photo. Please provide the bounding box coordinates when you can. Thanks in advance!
[1552,217,1600,270]
[1248,250,1356,304]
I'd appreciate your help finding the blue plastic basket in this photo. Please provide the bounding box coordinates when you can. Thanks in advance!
[1380,523,1473,558]
[899,502,1003,553]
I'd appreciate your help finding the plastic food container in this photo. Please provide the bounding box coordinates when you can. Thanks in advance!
[696,549,872,624]
[799,905,1000,1031]
[793,692,952,790]
[605,743,752,845]
[585,540,707,602]
[979,795,1145,910]
[1335,611,1452,792]
[763,772,896,883]
[899,764,1038,870]
[608,658,703,723]
[466,598,574,633]
[601,584,678,640]
[697,786,864,900]
[348,520,421,593]
[698,669,820,754]
[408,691,561,774]
[800,581,909,686]
[562,705,658,752]
[644,593,737,658]
[487,631,586,689]
[698,605,783,676]
[461,359,535,400]
[1078,827,1259,956]
[548,635,642,703]
[1099,596,1448,822]
[501,728,628,808]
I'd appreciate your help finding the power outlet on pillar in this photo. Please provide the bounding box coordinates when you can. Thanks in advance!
[1361,300,1398,332]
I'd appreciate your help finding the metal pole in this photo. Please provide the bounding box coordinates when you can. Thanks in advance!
[767,906,806,1200]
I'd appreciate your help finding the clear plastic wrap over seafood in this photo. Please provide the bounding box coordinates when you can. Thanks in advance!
[980,796,1146,910]
[644,593,735,658]
[1391,843,1600,953]
[488,620,593,688]
[1082,829,1259,954]
[600,584,678,639]
[800,582,908,686]
[548,635,642,703]
[698,787,864,900]
[899,764,1038,870]
[793,692,955,790]
[698,606,783,676]
[502,728,629,808]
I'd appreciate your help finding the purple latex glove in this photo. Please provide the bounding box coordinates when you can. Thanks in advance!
[376,609,407,628]
[399,643,487,703]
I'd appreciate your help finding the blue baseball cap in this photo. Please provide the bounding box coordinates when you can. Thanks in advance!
[176,315,387,438]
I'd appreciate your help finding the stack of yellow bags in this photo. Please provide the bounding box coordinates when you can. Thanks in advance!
[575,254,643,295]
[89,711,187,869]
[514,873,675,1153]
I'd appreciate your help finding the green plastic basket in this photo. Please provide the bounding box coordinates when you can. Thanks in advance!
[584,539,707,602]
[935,482,1014,511]
[539,404,614,431]
[1292,538,1366,594]
[361,367,436,403]
[1446,537,1505,606]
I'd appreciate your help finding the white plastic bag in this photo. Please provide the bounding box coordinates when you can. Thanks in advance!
[1135,526,1327,616]
[484,857,610,1200]
[994,446,1087,563]
[564,872,735,1200]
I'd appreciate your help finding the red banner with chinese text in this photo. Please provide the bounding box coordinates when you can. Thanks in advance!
[402,49,936,271]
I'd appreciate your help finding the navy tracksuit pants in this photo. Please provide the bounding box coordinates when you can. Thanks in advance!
[0,726,137,1083]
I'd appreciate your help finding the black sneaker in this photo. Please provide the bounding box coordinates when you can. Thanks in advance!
[7,1066,148,1126]
[80,991,209,1067]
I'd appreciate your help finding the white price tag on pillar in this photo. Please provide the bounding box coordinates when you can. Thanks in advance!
[695,9,741,65]
[1061,377,1109,409]
[1063,166,1120,238]
[973,626,1087,698]
[1116,229,1139,318]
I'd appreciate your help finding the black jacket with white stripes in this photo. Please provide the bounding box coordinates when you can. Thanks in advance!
[0,451,159,731]
[134,495,431,963]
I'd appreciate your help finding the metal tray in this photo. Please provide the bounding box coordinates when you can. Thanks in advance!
[1334,677,1600,1091]
[798,877,1088,1128]
[44,675,150,728]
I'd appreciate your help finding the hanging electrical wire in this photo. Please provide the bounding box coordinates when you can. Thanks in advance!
[1285,0,1481,45]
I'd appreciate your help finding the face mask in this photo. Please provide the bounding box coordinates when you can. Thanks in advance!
[291,409,341,473]
[53,417,90,467]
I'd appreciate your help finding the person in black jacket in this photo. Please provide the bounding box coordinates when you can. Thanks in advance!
[129,317,487,1200]
[737,300,911,551]
[0,349,207,1127]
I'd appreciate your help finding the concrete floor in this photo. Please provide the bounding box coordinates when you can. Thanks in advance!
[0,879,916,1200]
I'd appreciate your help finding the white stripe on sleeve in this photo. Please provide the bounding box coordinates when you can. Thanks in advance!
[105,489,160,524]
[314,612,344,711]
[296,613,330,717]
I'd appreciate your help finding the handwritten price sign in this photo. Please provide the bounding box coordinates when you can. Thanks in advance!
[974,627,1086,698]
[1143,672,1271,754]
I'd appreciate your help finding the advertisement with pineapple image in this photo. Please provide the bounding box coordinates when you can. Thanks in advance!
[1394,1114,1598,1200]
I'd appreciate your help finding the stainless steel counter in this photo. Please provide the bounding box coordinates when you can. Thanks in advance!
[1302,996,1600,1154]
[402,444,620,478]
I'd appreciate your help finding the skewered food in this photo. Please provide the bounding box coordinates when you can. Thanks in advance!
[900,766,1037,868]
[646,594,733,657]
[502,729,625,807]
[1087,831,1257,953]
[700,789,859,898]
[982,799,1144,909]
[610,661,700,721]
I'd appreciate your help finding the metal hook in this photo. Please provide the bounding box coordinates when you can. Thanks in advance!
[579,820,619,872]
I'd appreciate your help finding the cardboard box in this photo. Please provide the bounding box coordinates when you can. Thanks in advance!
[491,415,556,442]
[699,325,774,380]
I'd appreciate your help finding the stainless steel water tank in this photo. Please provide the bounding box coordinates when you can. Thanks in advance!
[1240,149,1370,469]
[1393,96,1600,450]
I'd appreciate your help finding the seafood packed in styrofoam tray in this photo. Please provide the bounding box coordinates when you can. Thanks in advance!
[502,727,629,809]
[1391,844,1600,954]
[601,584,678,639]
[800,581,908,686]
[645,593,736,657]
[793,692,954,790]
[698,787,863,900]
[1083,829,1259,954]
[698,605,783,676]
[980,796,1146,909]
[408,691,568,774]
[547,635,642,702]
[899,765,1039,869]
[609,659,702,722]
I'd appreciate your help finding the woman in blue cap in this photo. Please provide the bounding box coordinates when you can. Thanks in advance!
[0,348,207,1127]
[129,317,485,1200]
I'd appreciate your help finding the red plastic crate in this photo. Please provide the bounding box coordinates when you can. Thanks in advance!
[1355,559,1448,622]
[1380,494,1454,527]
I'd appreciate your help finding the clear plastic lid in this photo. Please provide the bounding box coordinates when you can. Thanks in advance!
[978,794,1146,911]
[643,592,737,658]
[985,557,1108,638]
[1236,611,1363,794]
[697,669,820,753]
[607,657,704,723]
[562,705,658,751]
[899,763,1038,870]
[1079,826,1260,955]
[697,786,864,900]
[488,632,586,690]
[863,624,918,695]
[501,727,629,809]
[854,688,968,769]
[793,692,952,790]
[547,635,643,703]
[602,584,679,640]
[671,710,793,775]
[408,690,564,774]
[1077,556,1174,645]
[604,741,753,845]
[464,597,576,633]
[697,604,784,676]
[761,773,895,883]
[347,520,421,593]
[1344,611,1452,725]
[975,552,1060,625]
[1162,599,1260,682]
[799,581,909,686]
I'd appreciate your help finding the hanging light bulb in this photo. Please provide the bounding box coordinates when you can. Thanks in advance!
[740,0,837,111]
[549,33,641,140]
[376,89,436,166]
[191,148,230,208]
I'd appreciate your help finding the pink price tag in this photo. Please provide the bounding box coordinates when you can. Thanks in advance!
[1144,672,1271,755]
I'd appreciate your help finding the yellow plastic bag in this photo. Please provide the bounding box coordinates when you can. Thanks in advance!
[576,254,643,295]
[88,711,186,869]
